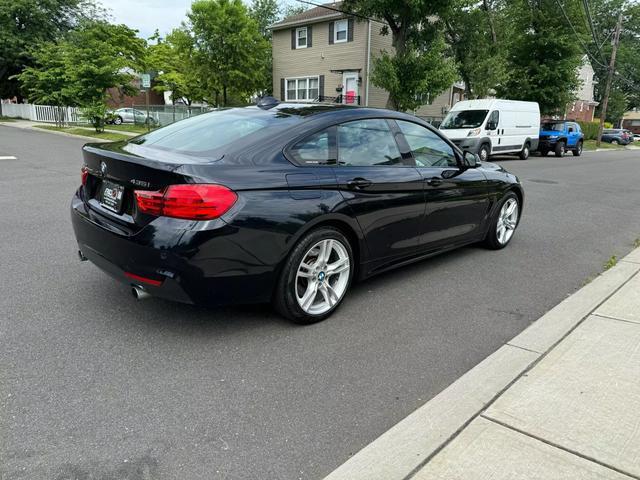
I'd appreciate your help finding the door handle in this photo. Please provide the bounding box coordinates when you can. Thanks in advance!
[346,177,372,189]
[426,177,443,186]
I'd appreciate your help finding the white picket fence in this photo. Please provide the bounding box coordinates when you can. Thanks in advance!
[1,103,86,124]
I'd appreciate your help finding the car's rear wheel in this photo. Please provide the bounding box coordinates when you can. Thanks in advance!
[519,142,530,160]
[274,227,354,324]
[554,141,566,157]
[611,139,619,145]
[484,192,520,250]
[572,141,583,156]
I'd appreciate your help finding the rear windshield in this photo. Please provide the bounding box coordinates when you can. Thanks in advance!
[128,108,298,157]
[541,122,565,132]
[441,110,489,129]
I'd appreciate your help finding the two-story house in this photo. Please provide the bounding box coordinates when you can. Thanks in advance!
[270,2,464,123]
[566,56,599,122]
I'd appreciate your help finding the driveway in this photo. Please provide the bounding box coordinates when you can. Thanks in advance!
[1,125,639,479]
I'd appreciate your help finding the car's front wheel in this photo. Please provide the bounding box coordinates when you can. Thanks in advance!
[484,192,520,250]
[274,227,354,324]
[478,143,491,162]
[555,141,566,157]
[113,116,123,125]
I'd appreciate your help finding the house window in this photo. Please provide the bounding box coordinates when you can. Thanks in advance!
[334,19,348,43]
[285,76,320,101]
[296,27,307,48]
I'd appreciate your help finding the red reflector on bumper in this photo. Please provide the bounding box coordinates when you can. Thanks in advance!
[125,271,163,286]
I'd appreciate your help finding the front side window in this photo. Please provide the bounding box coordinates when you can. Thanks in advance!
[541,122,565,132]
[397,120,457,168]
[289,130,331,165]
[285,76,319,101]
[335,19,348,42]
[441,110,489,129]
[296,27,307,48]
[337,119,402,167]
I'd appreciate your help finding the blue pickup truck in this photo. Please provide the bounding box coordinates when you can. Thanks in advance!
[538,120,584,157]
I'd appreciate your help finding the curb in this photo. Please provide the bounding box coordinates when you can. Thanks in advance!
[324,246,640,480]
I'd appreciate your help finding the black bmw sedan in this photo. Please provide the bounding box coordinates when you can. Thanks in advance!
[72,102,523,324]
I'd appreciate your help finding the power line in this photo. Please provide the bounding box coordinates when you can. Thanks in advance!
[292,0,377,22]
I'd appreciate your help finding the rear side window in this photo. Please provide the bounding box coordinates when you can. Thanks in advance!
[397,120,457,167]
[337,119,402,166]
[289,130,332,165]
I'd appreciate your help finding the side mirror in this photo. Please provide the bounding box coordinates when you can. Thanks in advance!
[487,122,497,131]
[463,151,480,168]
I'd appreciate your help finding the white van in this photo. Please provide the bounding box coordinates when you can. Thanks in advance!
[439,99,540,161]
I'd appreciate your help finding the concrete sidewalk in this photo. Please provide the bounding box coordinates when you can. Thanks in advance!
[326,247,640,480]
[0,118,138,136]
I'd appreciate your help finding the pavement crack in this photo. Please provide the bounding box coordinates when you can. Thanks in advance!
[480,414,640,480]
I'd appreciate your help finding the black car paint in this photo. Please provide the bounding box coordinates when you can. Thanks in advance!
[72,105,523,306]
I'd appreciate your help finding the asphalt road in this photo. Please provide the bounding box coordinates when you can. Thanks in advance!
[1,125,639,480]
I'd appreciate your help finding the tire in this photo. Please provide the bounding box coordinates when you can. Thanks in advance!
[273,227,354,324]
[540,148,549,157]
[572,141,583,156]
[554,141,566,157]
[478,143,491,162]
[611,139,619,145]
[483,192,520,250]
[114,116,123,125]
[519,142,530,160]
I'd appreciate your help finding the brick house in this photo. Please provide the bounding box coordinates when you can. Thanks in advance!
[565,56,599,122]
[270,2,464,122]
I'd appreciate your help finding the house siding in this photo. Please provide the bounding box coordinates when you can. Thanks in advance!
[273,18,368,102]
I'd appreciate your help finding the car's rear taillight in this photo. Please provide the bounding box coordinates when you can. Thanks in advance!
[81,166,89,186]
[134,184,237,220]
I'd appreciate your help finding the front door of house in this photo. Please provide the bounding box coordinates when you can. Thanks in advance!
[342,72,359,105]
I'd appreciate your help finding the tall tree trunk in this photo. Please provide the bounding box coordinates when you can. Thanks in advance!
[223,85,228,107]
[386,27,406,110]
[482,0,498,44]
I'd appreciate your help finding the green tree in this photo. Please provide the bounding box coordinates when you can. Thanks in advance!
[496,0,585,116]
[342,0,457,111]
[442,0,507,98]
[249,0,280,95]
[0,0,103,101]
[17,20,146,129]
[147,29,205,105]
[188,0,270,106]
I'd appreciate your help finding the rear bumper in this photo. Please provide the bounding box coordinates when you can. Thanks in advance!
[71,190,277,306]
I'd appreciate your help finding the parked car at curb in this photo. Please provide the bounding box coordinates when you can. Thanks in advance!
[439,99,540,161]
[107,108,156,126]
[538,120,584,157]
[72,101,524,324]
[601,128,632,145]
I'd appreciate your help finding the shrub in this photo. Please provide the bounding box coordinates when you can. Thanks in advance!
[578,121,600,140]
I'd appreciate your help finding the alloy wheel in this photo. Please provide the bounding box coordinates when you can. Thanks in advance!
[496,198,519,245]
[295,239,350,315]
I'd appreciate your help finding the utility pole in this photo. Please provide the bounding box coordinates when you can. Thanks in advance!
[597,11,623,147]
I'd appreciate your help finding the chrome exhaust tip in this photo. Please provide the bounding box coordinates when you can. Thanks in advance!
[131,286,151,301]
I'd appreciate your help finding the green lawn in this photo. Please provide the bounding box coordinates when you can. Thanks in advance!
[0,116,16,122]
[583,139,625,151]
[34,125,129,142]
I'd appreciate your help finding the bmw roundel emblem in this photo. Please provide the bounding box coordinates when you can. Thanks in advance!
[100,161,107,176]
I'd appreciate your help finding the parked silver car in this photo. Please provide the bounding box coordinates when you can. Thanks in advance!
[108,108,155,125]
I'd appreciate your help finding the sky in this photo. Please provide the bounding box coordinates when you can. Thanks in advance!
[101,0,194,39]
[101,0,298,39]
